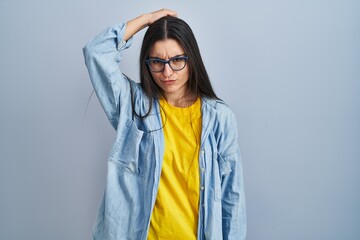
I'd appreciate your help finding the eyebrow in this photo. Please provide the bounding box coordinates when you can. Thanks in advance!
[148,54,186,60]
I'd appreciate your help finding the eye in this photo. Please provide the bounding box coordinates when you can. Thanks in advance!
[151,59,162,64]
[172,57,184,62]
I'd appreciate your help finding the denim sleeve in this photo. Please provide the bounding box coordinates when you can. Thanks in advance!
[219,110,247,240]
[82,23,134,129]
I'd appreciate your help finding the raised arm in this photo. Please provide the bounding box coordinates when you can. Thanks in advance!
[82,9,177,129]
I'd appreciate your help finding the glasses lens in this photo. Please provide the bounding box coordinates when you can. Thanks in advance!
[169,57,187,71]
[148,59,164,72]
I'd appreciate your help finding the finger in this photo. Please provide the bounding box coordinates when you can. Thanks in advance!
[148,9,178,25]
[164,9,177,17]
[157,8,177,18]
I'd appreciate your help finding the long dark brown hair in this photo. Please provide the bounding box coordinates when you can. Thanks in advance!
[135,16,219,118]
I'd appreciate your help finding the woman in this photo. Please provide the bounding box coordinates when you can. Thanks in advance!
[83,9,246,240]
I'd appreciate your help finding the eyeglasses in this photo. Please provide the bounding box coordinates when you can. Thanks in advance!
[146,56,189,72]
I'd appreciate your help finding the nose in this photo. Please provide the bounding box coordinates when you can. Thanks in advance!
[162,63,173,77]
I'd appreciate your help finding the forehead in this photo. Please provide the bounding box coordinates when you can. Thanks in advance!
[149,39,185,58]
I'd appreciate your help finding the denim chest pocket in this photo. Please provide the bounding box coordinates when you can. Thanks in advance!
[214,153,232,201]
[109,119,150,176]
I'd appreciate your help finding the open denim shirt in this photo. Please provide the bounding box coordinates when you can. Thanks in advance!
[83,22,246,240]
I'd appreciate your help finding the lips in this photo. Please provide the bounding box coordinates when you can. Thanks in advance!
[162,80,176,84]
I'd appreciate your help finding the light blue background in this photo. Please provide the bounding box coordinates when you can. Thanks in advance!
[0,0,359,239]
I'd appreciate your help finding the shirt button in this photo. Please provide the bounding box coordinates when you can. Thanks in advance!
[201,186,205,190]
[201,168,205,172]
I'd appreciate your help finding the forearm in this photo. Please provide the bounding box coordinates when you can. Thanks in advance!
[123,14,150,41]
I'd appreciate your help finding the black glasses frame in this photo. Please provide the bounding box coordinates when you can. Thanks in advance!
[146,56,189,72]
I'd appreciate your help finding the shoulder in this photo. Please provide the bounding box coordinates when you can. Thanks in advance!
[202,97,240,155]
[202,97,237,123]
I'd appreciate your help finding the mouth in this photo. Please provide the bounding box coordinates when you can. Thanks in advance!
[162,80,176,84]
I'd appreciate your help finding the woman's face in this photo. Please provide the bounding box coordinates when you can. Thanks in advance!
[149,39,190,100]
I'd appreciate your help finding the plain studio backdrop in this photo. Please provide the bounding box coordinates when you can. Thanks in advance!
[0,0,359,239]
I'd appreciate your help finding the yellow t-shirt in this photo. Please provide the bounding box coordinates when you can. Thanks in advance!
[148,97,202,240]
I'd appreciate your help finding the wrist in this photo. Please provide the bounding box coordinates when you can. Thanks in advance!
[124,14,150,41]
[140,13,151,28]
[139,13,150,28]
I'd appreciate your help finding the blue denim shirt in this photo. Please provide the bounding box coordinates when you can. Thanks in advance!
[83,22,246,240]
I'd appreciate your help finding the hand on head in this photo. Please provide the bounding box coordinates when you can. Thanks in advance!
[124,9,177,41]
[146,9,177,25]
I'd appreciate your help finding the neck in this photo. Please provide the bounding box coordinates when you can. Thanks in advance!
[163,91,197,108]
